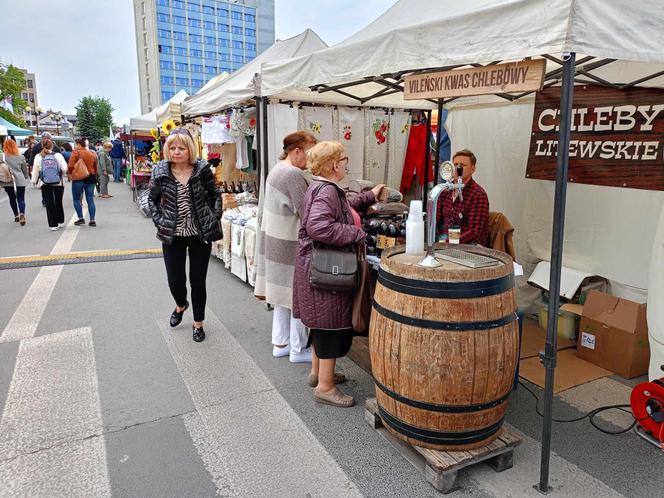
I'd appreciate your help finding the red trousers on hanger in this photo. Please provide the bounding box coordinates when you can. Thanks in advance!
[400,123,432,193]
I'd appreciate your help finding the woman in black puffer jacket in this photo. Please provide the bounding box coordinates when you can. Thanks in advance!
[148,128,222,342]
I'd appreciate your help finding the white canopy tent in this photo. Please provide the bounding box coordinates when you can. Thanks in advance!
[181,29,328,118]
[128,90,188,132]
[258,0,664,492]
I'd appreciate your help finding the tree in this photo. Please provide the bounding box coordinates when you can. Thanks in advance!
[0,64,28,124]
[75,96,115,142]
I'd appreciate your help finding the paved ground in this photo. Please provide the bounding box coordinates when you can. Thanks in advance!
[0,184,662,497]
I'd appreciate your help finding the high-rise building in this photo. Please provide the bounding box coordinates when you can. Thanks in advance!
[133,0,275,114]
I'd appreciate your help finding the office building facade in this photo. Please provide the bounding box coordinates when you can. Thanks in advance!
[133,0,274,114]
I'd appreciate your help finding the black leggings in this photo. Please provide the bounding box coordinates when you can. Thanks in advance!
[4,186,26,216]
[162,236,212,322]
[42,185,65,227]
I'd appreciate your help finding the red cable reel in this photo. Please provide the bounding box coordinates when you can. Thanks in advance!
[630,378,664,447]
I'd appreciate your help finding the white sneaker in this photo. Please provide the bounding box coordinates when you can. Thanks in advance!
[50,226,60,231]
[272,345,290,358]
[58,223,65,228]
[289,348,312,363]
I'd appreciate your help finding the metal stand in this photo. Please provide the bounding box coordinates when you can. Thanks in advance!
[433,99,444,184]
[536,52,576,495]
[418,179,464,268]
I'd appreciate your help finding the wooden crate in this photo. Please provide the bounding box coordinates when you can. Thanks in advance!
[365,397,521,494]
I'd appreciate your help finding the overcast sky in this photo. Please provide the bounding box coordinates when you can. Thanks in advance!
[2,0,397,126]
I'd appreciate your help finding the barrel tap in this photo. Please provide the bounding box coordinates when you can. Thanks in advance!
[418,161,464,268]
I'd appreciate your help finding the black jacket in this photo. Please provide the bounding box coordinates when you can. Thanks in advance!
[148,160,222,245]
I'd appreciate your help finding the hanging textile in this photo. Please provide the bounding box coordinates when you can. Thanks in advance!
[230,108,256,138]
[235,135,249,170]
[400,122,432,193]
[201,115,233,144]
[387,111,410,190]
[302,106,334,142]
[364,110,390,185]
[337,107,365,186]
[267,103,299,169]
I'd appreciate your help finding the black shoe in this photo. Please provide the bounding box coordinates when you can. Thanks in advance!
[74,218,85,226]
[193,325,205,342]
[89,221,96,227]
[170,301,189,327]
[14,216,19,222]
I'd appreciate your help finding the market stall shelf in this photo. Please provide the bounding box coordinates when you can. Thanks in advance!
[365,397,521,494]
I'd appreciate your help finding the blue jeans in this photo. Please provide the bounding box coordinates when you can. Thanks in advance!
[72,181,96,221]
[112,158,123,182]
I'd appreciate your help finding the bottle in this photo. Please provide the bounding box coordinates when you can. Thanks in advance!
[405,200,425,255]
[386,222,398,248]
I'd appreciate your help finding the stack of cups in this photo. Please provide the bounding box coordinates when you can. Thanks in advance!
[405,200,425,255]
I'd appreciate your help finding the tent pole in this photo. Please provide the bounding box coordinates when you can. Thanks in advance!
[423,109,432,201]
[537,51,576,495]
[434,99,443,184]
[254,96,263,197]
[262,97,269,177]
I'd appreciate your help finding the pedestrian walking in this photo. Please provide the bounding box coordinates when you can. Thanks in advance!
[148,128,222,343]
[61,142,73,163]
[23,135,36,166]
[109,137,125,182]
[30,138,67,231]
[293,141,383,408]
[68,137,98,227]
[254,131,318,363]
[97,142,114,198]
[0,138,30,225]
[28,132,61,208]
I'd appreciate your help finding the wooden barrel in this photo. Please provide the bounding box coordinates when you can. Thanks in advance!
[369,244,518,451]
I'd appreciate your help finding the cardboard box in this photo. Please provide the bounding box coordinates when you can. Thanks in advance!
[577,290,650,378]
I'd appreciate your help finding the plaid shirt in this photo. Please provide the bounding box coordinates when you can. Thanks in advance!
[437,178,490,246]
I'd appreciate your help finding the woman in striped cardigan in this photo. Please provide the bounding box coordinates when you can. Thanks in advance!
[254,131,317,362]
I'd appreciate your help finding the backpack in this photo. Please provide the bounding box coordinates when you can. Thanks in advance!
[0,153,12,183]
[40,153,62,185]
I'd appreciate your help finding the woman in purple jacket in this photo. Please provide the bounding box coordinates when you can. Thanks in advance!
[293,141,383,407]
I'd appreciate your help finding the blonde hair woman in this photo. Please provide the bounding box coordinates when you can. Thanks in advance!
[292,141,384,407]
[148,128,222,342]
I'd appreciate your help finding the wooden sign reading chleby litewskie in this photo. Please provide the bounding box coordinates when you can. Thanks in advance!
[404,59,546,100]
[526,85,664,191]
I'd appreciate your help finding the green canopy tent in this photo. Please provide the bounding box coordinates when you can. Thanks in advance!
[0,116,33,137]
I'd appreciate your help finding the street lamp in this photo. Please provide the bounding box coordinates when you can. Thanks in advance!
[55,112,63,136]
[34,106,43,134]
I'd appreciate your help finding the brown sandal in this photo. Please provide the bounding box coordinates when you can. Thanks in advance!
[314,386,355,407]
[19,214,26,226]
[307,372,346,387]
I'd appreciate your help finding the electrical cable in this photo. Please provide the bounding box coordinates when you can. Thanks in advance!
[518,379,653,435]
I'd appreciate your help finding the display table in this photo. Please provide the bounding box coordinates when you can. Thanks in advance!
[131,170,152,202]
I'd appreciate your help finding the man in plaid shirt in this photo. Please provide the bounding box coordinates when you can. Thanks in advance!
[436,149,490,246]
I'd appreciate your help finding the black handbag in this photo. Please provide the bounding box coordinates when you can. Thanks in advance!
[307,182,359,293]
[309,243,358,292]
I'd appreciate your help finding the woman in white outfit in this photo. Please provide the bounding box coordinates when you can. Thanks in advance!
[254,131,318,362]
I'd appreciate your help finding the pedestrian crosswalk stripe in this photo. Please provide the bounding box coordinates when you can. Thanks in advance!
[0,328,111,496]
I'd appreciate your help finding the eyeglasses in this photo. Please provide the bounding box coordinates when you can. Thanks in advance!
[169,127,192,138]
[338,156,349,165]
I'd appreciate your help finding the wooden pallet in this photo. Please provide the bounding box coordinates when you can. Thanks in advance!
[365,398,521,494]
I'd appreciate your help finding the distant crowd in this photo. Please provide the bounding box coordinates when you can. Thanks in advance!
[0,131,125,230]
